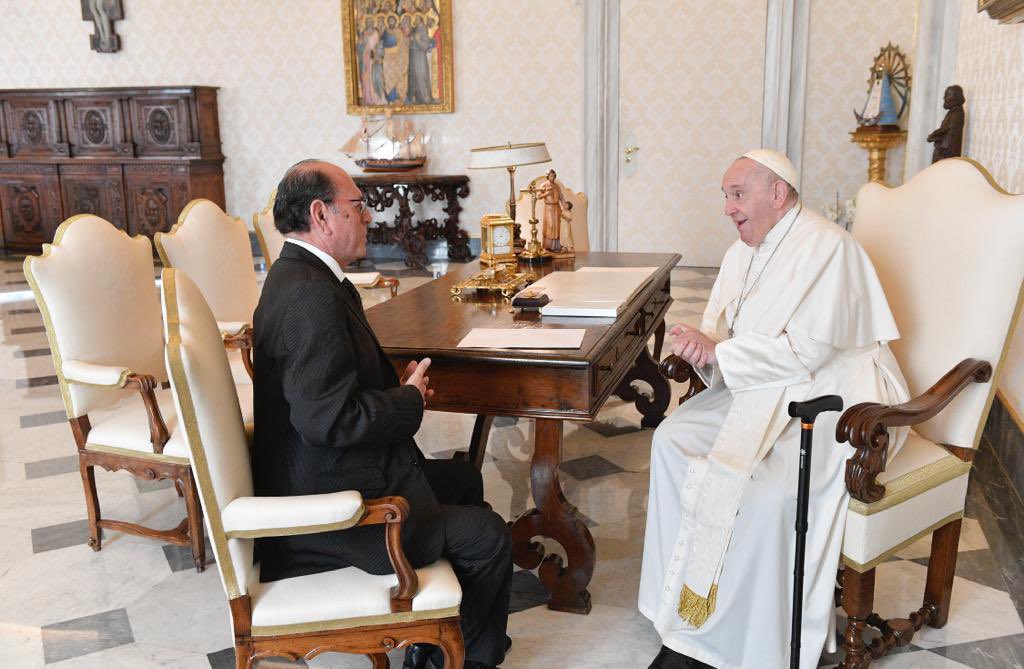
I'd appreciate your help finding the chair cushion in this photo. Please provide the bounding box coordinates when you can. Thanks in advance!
[842,430,972,570]
[86,384,254,464]
[248,558,462,635]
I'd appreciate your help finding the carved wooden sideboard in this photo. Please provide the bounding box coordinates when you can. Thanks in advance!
[0,86,224,252]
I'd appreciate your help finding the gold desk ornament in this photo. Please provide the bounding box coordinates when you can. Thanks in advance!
[450,263,536,299]
[518,183,549,264]
[479,214,517,266]
[850,126,907,183]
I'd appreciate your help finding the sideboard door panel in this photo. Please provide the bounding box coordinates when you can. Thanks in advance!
[64,97,132,158]
[1,99,69,159]
[59,164,127,230]
[124,164,190,237]
[0,166,62,248]
[128,96,197,157]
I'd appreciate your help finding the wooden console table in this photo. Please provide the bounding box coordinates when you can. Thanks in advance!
[354,173,471,268]
[0,86,224,252]
[366,252,678,613]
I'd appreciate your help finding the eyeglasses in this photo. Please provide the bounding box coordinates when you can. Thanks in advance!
[321,197,369,217]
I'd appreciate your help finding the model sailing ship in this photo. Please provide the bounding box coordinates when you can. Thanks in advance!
[340,112,429,172]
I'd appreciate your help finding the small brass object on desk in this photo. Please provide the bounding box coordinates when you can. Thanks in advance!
[450,263,536,299]
[518,183,550,263]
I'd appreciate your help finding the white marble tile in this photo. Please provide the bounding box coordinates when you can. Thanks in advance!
[873,559,1024,649]
[0,522,34,569]
[871,649,976,668]
[127,568,232,654]
[47,641,212,668]
[0,620,44,668]
[0,541,171,627]
[893,517,988,560]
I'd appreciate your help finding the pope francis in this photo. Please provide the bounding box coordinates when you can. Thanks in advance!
[639,150,910,669]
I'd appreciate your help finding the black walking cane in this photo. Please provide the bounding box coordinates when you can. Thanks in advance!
[787,395,843,669]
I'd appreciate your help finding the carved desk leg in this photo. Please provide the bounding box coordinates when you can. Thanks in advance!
[614,340,672,428]
[510,418,595,614]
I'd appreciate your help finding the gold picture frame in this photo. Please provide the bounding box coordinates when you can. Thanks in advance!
[978,0,1024,23]
[341,0,455,114]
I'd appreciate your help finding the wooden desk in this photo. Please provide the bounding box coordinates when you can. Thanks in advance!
[366,251,679,613]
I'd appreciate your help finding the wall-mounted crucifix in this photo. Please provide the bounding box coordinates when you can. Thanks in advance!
[81,0,124,53]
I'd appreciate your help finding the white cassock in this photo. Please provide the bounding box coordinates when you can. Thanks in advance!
[639,204,910,669]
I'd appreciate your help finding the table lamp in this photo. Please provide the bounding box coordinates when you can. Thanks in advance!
[468,142,551,247]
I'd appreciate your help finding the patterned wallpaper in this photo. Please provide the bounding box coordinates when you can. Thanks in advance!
[0,0,583,231]
[616,0,767,267]
[954,1,1024,413]
[801,0,918,215]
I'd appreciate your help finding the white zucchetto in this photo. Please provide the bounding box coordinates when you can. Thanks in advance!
[741,149,800,192]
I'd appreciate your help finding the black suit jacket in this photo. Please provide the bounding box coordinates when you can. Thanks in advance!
[252,242,443,581]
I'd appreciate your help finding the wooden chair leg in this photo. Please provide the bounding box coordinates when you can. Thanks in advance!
[180,470,207,572]
[437,620,465,669]
[367,653,390,668]
[79,459,102,551]
[173,479,185,497]
[924,518,962,629]
[234,643,253,669]
[841,565,876,669]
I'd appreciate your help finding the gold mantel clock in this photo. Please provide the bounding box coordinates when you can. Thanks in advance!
[479,214,517,266]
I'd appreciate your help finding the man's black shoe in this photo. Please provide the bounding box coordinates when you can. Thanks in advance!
[403,643,441,669]
[648,645,688,669]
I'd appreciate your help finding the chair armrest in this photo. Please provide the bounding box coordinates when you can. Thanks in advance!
[63,360,133,387]
[221,325,254,381]
[358,496,418,613]
[221,490,365,538]
[64,362,170,453]
[837,358,992,504]
[659,354,707,406]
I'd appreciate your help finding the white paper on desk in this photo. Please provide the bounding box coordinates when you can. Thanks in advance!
[347,271,381,286]
[457,328,585,349]
[531,266,659,317]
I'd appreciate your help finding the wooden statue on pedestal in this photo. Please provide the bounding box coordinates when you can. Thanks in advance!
[927,85,966,163]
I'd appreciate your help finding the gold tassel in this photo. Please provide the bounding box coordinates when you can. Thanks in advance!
[677,583,718,628]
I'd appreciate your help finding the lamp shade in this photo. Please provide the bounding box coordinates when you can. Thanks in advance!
[468,142,551,169]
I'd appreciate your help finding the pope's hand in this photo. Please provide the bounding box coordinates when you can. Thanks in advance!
[402,358,434,402]
[669,325,717,368]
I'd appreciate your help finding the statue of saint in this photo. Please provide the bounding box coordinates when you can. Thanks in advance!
[537,170,568,253]
[927,85,965,163]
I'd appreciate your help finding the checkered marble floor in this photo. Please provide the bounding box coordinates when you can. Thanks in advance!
[1,255,1022,668]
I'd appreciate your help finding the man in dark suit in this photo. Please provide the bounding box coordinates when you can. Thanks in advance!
[253,160,511,669]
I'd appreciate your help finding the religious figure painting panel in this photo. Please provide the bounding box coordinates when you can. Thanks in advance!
[341,0,454,114]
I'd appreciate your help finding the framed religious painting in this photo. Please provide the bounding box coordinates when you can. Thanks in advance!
[341,0,455,114]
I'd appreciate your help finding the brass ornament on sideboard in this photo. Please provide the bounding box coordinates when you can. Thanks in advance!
[0,86,224,252]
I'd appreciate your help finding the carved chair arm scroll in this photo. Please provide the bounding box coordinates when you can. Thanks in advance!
[359,496,418,613]
[659,354,708,405]
[122,372,171,453]
[836,357,992,504]
[222,325,255,381]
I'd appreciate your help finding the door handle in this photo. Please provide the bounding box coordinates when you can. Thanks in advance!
[624,146,640,163]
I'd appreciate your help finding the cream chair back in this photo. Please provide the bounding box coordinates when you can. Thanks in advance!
[24,215,166,418]
[162,268,254,599]
[852,158,1024,448]
[514,176,590,252]
[155,199,259,324]
[253,189,285,268]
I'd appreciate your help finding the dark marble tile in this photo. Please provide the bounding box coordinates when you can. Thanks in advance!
[581,419,643,438]
[41,607,134,663]
[24,454,79,479]
[16,374,58,389]
[4,268,25,274]
[134,477,175,493]
[559,454,624,481]
[20,409,67,428]
[987,398,1024,503]
[13,347,51,358]
[162,537,215,572]
[4,306,39,315]
[2,279,28,286]
[509,569,549,614]
[928,632,1024,667]
[11,324,45,335]
[676,296,708,303]
[493,416,519,428]
[31,518,91,553]
[972,442,1024,621]
[910,548,1007,592]
[671,278,716,289]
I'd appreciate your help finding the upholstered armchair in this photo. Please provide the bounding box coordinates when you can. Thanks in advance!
[254,190,399,298]
[161,268,464,669]
[514,175,590,252]
[24,215,210,571]
[155,199,258,384]
[659,159,1024,667]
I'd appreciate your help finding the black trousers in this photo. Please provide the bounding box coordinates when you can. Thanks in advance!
[419,459,512,666]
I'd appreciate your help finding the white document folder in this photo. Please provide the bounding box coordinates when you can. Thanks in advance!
[457,328,586,349]
[527,267,659,317]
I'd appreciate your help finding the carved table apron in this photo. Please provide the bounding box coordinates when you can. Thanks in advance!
[367,252,678,614]
[354,174,471,269]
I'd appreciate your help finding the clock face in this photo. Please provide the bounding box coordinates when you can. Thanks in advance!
[492,225,511,252]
